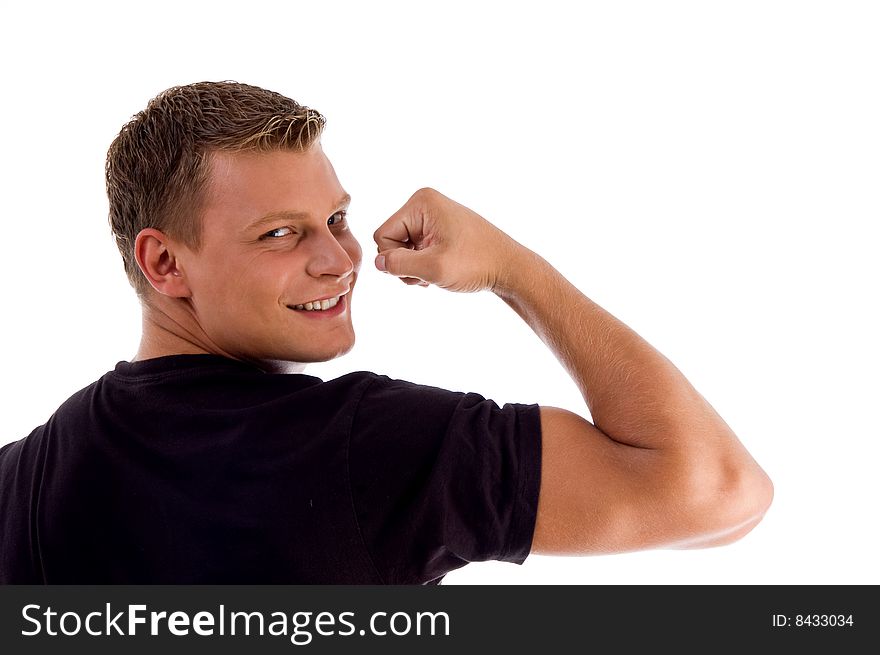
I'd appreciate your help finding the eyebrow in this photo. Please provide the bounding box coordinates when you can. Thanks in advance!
[246,193,352,231]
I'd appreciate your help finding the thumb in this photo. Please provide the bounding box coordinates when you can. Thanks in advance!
[375,247,436,282]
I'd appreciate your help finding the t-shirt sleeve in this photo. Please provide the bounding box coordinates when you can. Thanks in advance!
[348,374,542,584]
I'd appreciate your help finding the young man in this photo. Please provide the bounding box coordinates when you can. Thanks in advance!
[0,82,773,584]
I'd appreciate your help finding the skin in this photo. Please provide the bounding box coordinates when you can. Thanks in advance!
[134,145,361,373]
[135,145,773,554]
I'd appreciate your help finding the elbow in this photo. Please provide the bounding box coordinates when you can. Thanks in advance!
[728,452,774,522]
[671,449,774,549]
[749,465,775,519]
[710,463,773,547]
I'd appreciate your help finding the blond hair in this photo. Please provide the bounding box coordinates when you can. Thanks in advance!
[106,81,325,295]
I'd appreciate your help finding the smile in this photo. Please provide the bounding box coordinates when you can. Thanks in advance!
[287,291,349,316]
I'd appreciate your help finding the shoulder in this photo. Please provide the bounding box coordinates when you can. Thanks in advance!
[2,376,101,463]
[347,371,540,451]
[346,372,475,424]
[345,371,476,403]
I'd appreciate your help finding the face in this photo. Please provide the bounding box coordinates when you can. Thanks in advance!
[176,145,362,366]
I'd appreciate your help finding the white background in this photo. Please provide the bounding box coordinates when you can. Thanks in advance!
[1,1,877,585]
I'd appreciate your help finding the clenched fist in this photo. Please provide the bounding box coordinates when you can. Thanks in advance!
[372,188,523,293]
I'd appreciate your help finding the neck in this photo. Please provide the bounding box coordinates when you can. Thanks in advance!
[133,298,306,375]
[134,301,219,362]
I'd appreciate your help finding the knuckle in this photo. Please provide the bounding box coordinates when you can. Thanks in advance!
[415,187,438,200]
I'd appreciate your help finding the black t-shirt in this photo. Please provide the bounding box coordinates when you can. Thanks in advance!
[0,355,542,584]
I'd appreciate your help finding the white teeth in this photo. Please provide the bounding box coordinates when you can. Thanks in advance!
[292,294,344,311]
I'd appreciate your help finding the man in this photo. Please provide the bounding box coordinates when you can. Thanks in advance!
[0,81,773,584]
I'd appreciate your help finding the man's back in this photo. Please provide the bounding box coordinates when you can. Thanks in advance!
[0,355,541,584]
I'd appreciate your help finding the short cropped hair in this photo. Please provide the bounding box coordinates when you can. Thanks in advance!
[106,81,325,296]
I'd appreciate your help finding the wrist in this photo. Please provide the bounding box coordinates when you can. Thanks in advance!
[491,241,544,299]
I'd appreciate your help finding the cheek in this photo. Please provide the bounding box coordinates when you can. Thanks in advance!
[205,254,280,304]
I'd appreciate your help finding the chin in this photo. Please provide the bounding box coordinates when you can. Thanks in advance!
[305,341,355,363]
[254,343,353,374]
[283,334,356,365]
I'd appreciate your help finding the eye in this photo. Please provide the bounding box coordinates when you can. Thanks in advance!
[261,226,295,239]
[328,210,348,227]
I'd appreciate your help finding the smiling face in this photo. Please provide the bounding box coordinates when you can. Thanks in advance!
[175,144,362,366]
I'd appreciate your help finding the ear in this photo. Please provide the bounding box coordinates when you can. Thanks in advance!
[134,228,192,298]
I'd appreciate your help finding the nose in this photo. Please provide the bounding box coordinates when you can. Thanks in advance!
[304,229,359,280]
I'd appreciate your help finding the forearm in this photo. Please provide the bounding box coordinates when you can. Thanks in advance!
[493,245,734,451]
[375,188,772,542]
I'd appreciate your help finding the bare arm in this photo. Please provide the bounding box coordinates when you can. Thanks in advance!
[497,247,773,552]
[374,188,773,554]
